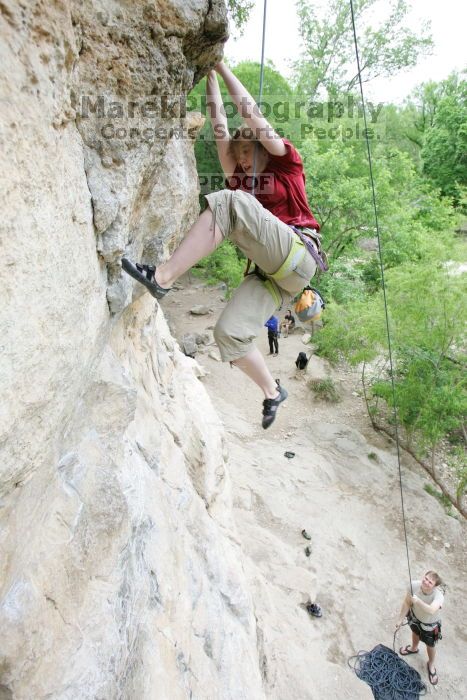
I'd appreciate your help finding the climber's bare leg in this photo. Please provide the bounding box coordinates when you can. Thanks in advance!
[232,348,279,399]
[155,207,222,288]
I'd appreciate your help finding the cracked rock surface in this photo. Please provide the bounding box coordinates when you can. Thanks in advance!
[0,2,269,699]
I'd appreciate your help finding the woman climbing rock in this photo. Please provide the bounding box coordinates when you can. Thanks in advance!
[122,61,325,428]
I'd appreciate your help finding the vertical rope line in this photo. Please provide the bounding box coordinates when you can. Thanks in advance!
[349,0,413,592]
[252,0,268,197]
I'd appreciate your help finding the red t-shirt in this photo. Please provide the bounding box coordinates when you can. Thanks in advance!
[226,139,320,231]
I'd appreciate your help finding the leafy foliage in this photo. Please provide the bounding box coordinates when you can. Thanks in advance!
[301,131,457,262]
[192,240,245,294]
[294,0,433,99]
[396,72,467,204]
[421,75,467,203]
[318,257,368,305]
[315,262,467,484]
[226,0,254,34]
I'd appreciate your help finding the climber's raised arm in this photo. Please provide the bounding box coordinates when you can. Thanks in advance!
[214,61,287,157]
[206,70,237,178]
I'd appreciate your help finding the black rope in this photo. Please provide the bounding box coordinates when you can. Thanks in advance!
[252,0,268,197]
[348,0,413,592]
[347,4,426,695]
[257,0,267,106]
[349,645,427,699]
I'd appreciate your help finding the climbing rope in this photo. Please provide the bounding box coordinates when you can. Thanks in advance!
[244,3,426,695]
[348,644,427,699]
[347,1,426,694]
[251,0,268,196]
[348,0,413,590]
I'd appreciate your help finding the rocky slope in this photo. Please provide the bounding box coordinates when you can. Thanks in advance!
[162,278,467,700]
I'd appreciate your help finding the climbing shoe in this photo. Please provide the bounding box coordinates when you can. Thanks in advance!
[262,380,288,430]
[121,258,171,300]
[306,603,322,618]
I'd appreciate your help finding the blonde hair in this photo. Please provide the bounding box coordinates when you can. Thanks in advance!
[228,124,268,161]
[425,571,445,590]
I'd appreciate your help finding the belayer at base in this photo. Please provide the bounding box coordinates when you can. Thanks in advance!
[396,570,445,686]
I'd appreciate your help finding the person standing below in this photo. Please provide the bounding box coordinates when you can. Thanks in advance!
[122,61,324,429]
[396,571,445,686]
[265,315,279,355]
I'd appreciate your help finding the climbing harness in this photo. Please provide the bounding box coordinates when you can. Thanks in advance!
[246,236,309,292]
[406,610,442,645]
[263,277,282,307]
[269,237,306,281]
[290,226,329,272]
[246,261,283,307]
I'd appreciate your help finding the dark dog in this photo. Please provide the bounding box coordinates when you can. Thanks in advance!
[295,352,309,370]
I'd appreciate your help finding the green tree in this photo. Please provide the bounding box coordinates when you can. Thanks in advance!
[294,0,433,99]
[315,261,467,482]
[392,72,467,202]
[226,0,254,34]
[378,103,425,165]
[300,129,457,263]
[421,74,467,203]
[232,60,294,102]
[407,72,465,138]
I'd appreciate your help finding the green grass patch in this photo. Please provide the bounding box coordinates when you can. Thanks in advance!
[308,378,340,403]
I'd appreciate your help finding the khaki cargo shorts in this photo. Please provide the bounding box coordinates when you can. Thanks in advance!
[204,189,317,362]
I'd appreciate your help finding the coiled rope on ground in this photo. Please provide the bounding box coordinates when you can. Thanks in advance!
[348,644,427,699]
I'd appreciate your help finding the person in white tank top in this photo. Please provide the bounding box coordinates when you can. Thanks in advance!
[395,570,445,686]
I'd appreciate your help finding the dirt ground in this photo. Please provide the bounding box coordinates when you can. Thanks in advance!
[162,275,467,700]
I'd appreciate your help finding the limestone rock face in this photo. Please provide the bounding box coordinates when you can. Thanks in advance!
[0,2,266,698]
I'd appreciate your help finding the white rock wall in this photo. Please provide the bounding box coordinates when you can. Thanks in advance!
[0,2,266,698]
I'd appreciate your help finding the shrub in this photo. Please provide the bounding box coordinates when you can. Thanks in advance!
[308,377,340,402]
[192,240,245,294]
